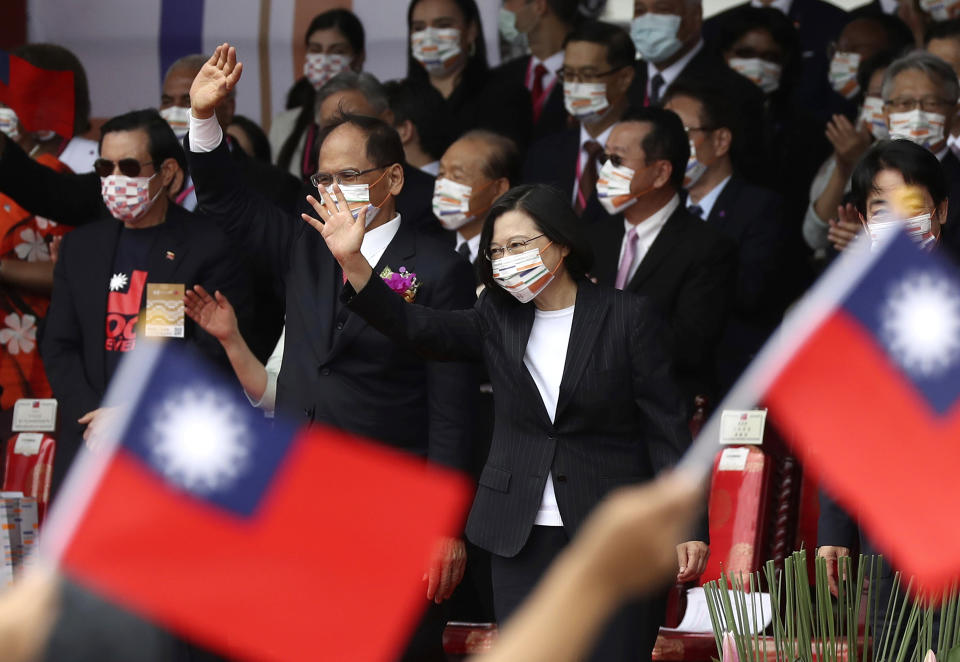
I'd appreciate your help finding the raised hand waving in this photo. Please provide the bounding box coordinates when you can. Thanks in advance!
[189,43,243,120]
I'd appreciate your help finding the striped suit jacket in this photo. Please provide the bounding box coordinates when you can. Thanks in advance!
[347,276,691,558]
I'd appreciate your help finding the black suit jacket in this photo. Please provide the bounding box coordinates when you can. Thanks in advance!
[703,176,787,392]
[589,204,737,405]
[522,127,608,225]
[346,276,690,557]
[627,47,769,184]
[399,162,444,236]
[186,140,478,471]
[40,204,247,490]
[491,55,569,145]
[936,152,960,264]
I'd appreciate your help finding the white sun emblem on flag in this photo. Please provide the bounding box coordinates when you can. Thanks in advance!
[109,273,129,292]
[147,387,253,494]
[880,271,960,378]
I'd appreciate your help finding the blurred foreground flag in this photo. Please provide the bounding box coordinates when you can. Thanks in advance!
[686,231,960,596]
[42,341,471,662]
[0,50,74,138]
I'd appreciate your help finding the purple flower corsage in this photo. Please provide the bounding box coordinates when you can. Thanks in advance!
[380,266,420,303]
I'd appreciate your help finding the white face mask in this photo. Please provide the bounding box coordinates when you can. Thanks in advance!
[159,105,191,140]
[630,13,683,64]
[321,170,388,228]
[887,109,947,151]
[101,173,163,223]
[828,51,861,99]
[563,82,610,122]
[491,244,559,303]
[432,177,476,231]
[498,8,521,42]
[866,211,936,251]
[919,0,960,21]
[411,27,463,77]
[729,58,782,94]
[859,96,889,139]
[684,137,707,188]
[596,159,639,215]
[303,53,352,91]
[0,107,20,142]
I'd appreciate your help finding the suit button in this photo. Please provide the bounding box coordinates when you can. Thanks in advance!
[556,474,568,483]
[336,322,344,331]
[320,368,331,376]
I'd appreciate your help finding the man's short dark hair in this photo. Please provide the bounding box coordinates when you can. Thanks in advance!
[546,0,582,25]
[384,78,454,161]
[99,109,185,174]
[461,130,521,186]
[925,17,960,45]
[563,20,635,70]
[850,139,948,217]
[662,78,738,144]
[620,106,690,191]
[316,112,406,168]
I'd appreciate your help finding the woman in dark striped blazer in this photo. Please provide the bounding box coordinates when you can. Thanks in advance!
[305,182,707,662]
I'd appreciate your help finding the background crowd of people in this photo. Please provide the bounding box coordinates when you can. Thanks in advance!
[0,0,959,659]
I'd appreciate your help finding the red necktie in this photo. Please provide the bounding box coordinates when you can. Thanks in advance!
[531,63,548,123]
[575,140,603,214]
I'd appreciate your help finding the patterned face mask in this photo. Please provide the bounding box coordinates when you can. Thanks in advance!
[563,82,610,122]
[303,53,352,90]
[859,96,889,139]
[159,106,190,139]
[729,58,782,94]
[492,243,561,303]
[887,109,947,151]
[828,51,861,99]
[411,27,463,77]
[101,173,162,222]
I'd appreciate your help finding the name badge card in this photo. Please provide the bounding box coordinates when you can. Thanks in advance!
[145,283,185,338]
[11,399,57,432]
[719,409,767,446]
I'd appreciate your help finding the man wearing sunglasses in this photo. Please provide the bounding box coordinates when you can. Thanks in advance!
[40,108,247,498]
[185,45,478,661]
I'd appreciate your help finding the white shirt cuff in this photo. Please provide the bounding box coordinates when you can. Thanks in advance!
[188,112,224,153]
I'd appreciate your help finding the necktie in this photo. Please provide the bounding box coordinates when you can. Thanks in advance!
[650,73,665,106]
[688,204,704,220]
[457,241,472,261]
[614,227,639,290]
[530,63,549,121]
[575,140,604,214]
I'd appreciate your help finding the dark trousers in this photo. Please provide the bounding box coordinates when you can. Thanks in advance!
[490,525,665,662]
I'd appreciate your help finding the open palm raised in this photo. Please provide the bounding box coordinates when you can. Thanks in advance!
[189,43,243,119]
[302,184,368,265]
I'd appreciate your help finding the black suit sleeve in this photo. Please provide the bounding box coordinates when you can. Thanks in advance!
[41,233,102,420]
[817,489,860,549]
[423,257,481,471]
[345,274,485,363]
[735,194,787,315]
[665,234,737,374]
[186,137,296,281]
[0,136,103,225]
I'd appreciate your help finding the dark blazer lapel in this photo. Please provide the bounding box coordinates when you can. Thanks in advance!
[558,128,581,198]
[500,299,552,427]
[329,218,416,358]
[591,218,625,286]
[627,207,686,291]
[291,227,337,365]
[554,283,608,420]
[144,207,191,285]
[706,176,740,230]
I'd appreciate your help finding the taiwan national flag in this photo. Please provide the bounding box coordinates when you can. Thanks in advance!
[42,341,471,662]
[0,50,75,138]
[684,231,960,595]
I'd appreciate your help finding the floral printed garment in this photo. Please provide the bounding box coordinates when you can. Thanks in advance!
[0,154,71,409]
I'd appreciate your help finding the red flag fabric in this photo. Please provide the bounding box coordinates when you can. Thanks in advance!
[684,231,960,596]
[44,342,472,662]
[0,51,74,138]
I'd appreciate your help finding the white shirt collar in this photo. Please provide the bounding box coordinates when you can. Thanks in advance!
[361,213,401,268]
[750,0,794,14]
[455,231,482,263]
[619,194,680,283]
[530,51,565,89]
[688,175,731,221]
[936,145,950,162]
[420,161,440,176]
[647,40,704,92]
[878,0,899,13]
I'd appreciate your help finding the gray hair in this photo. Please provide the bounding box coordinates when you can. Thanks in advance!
[315,71,389,115]
[882,50,960,103]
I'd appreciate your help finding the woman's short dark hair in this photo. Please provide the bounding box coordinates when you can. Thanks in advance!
[850,139,948,217]
[305,9,365,53]
[857,49,900,98]
[714,6,801,100]
[13,43,91,135]
[98,109,186,194]
[229,115,273,164]
[406,0,488,81]
[478,185,593,302]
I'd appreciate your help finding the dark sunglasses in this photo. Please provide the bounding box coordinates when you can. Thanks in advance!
[94,158,154,178]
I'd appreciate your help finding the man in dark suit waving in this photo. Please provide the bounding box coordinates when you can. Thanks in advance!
[589,107,736,411]
[186,45,477,662]
[663,81,787,394]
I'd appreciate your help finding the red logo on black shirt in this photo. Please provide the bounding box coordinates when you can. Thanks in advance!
[105,270,147,352]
